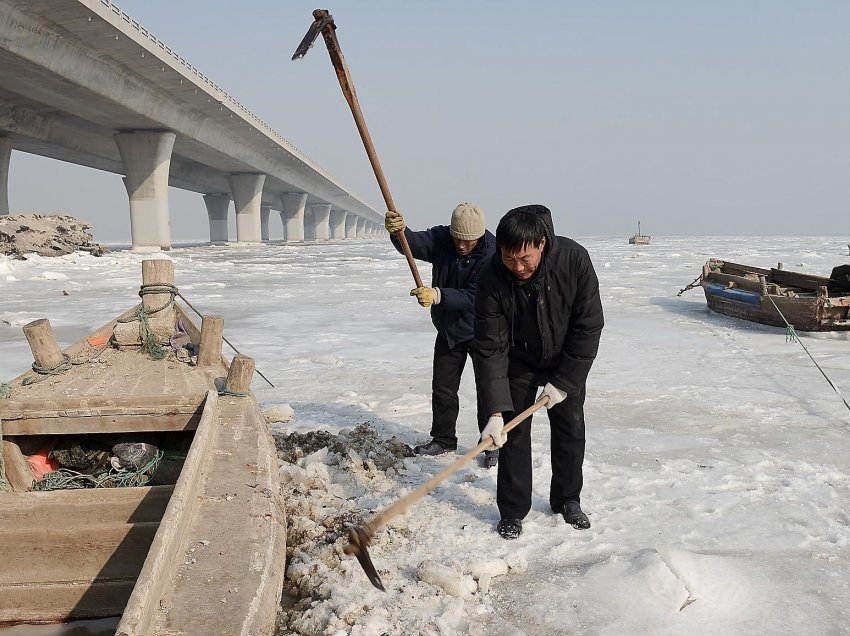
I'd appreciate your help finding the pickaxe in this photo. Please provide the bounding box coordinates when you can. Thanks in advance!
[292,9,424,289]
[342,396,550,591]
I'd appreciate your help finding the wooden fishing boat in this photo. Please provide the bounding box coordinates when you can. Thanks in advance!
[694,258,850,332]
[0,260,286,634]
[628,220,651,245]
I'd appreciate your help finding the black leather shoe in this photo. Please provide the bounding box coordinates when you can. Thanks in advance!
[562,500,591,529]
[413,440,456,456]
[482,449,499,468]
[497,518,523,539]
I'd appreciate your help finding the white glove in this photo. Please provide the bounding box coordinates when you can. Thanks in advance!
[540,382,567,409]
[482,415,507,448]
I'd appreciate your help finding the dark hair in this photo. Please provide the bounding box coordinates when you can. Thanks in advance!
[496,206,549,253]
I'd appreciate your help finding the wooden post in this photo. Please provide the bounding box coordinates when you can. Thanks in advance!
[197,315,224,367]
[141,259,175,311]
[224,355,254,395]
[22,319,65,370]
[758,274,769,296]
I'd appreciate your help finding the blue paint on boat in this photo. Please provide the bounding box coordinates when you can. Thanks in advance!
[703,283,762,305]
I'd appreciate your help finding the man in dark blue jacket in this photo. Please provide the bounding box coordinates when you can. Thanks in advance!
[474,205,604,539]
[386,203,497,465]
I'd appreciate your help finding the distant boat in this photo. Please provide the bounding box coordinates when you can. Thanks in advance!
[690,259,850,332]
[628,221,651,245]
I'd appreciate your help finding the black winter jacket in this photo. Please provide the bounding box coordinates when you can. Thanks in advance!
[391,225,496,348]
[473,206,604,414]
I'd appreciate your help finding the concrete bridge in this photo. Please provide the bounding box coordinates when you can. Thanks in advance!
[0,0,386,250]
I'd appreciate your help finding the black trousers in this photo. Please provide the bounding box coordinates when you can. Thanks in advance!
[430,334,488,448]
[497,363,586,520]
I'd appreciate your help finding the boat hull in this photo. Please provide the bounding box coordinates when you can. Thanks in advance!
[698,259,850,332]
[0,271,286,634]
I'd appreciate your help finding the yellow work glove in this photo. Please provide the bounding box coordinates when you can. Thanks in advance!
[410,286,441,307]
[385,210,406,233]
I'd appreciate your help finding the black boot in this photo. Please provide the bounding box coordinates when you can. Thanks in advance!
[413,440,456,456]
[497,518,523,539]
[561,500,590,529]
[482,449,499,468]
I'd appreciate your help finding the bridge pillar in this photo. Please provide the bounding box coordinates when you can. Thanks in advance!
[203,193,230,244]
[329,209,347,239]
[228,173,265,243]
[356,216,367,238]
[303,208,316,240]
[281,192,307,242]
[344,214,358,239]
[0,136,10,216]
[310,203,332,241]
[260,206,271,242]
[114,131,176,251]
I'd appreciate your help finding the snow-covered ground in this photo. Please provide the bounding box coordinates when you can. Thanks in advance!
[2,236,849,635]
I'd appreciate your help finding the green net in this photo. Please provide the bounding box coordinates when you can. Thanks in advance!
[32,449,164,491]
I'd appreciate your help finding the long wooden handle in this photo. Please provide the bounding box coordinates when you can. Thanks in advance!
[321,25,424,289]
[362,396,550,539]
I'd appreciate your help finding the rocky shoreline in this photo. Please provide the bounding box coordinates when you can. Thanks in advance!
[0,214,107,259]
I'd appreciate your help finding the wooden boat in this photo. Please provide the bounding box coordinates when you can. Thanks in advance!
[695,258,850,332]
[628,220,651,245]
[0,260,286,634]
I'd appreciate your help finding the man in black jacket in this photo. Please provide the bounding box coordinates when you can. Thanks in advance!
[386,204,498,465]
[474,205,604,539]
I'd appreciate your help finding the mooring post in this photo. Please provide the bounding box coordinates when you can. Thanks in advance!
[777,263,784,271]
[22,319,65,370]
[198,315,224,367]
[141,259,175,311]
[224,354,255,395]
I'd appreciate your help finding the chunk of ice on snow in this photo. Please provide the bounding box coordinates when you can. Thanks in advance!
[417,560,477,597]
[470,559,509,580]
[504,555,528,573]
[304,447,328,466]
[263,404,294,423]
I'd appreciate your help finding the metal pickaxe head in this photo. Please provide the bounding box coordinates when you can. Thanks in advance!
[343,525,385,591]
[291,9,335,61]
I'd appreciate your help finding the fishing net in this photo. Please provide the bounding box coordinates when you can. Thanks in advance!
[33,449,163,491]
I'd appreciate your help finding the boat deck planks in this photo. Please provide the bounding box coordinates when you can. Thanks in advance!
[0,487,172,623]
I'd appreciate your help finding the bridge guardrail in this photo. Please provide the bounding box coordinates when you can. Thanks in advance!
[92,0,378,218]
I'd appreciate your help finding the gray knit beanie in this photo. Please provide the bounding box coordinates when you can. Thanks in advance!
[450,203,485,240]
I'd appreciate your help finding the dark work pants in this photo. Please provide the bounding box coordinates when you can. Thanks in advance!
[430,334,488,448]
[497,365,586,520]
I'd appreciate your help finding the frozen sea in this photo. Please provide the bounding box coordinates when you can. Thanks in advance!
[1,235,849,635]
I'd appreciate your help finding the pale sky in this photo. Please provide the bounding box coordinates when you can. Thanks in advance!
[7,1,850,240]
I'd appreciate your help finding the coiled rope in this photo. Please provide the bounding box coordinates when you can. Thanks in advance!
[218,388,248,398]
[115,283,177,360]
[764,294,850,413]
[32,449,164,491]
[21,353,92,386]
